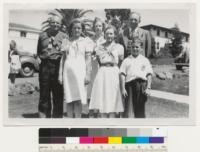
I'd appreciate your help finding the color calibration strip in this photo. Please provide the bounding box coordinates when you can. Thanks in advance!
[39,128,166,144]
[39,136,164,144]
[39,128,167,152]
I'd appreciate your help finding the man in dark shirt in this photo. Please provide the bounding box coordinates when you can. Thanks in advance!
[37,15,68,118]
[118,11,152,58]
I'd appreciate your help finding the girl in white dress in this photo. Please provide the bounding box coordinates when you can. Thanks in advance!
[89,25,124,118]
[59,19,92,118]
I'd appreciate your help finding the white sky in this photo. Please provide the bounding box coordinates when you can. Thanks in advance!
[9,9,189,33]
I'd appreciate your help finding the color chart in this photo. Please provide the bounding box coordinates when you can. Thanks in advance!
[39,128,168,152]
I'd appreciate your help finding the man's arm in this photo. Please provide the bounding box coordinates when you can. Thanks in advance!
[146,31,152,58]
[145,74,152,96]
[120,73,127,98]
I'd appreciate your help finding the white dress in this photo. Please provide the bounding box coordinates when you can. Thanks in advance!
[87,35,105,98]
[59,37,93,105]
[89,42,124,113]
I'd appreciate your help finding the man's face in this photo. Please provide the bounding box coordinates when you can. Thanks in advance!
[50,16,61,32]
[131,43,140,57]
[112,15,121,29]
[129,13,140,29]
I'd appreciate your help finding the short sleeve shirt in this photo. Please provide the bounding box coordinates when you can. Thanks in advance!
[95,42,124,65]
[120,54,153,82]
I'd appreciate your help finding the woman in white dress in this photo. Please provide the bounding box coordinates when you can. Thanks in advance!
[59,19,92,118]
[89,25,124,118]
[87,18,106,117]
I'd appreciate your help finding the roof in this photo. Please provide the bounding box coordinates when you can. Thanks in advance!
[140,24,189,36]
[9,23,41,33]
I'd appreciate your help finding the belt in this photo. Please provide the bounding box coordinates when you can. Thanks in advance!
[41,58,61,63]
[100,63,115,67]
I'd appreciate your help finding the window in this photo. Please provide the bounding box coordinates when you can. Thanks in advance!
[157,29,160,36]
[165,32,168,38]
[20,31,27,37]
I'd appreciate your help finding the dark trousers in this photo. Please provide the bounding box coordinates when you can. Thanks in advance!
[124,79,147,118]
[38,59,63,118]
[9,73,17,84]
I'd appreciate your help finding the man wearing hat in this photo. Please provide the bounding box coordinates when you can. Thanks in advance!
[37,15,68,118]
[118,11,152,58]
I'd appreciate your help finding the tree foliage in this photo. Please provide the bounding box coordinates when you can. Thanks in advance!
[104,9,131,29]
[170,23,183,57]
[42,9,93,32]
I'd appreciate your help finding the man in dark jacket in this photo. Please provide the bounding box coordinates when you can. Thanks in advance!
[118,11,152,58]
[37,16,68,118]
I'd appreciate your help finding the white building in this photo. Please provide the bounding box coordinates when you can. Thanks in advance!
[140,24,190,53]
[9,23,41,54]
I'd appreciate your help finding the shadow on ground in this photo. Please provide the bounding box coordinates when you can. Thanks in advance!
[22,112,39,118]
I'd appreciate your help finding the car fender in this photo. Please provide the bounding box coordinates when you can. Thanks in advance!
[20,56,40,71]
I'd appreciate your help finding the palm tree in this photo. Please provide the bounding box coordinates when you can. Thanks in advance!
[42,9,93,32]
[105,9,131,30]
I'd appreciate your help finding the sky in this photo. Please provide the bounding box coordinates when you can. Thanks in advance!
[9,9,190,33]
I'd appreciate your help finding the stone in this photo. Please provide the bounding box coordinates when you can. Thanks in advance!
[156,72,166,80]
[164,72,174,79]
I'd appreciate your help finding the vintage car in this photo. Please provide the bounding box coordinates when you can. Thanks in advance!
[18,52,40,77]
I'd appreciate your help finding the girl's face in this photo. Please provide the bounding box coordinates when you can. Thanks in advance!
[94,21,103,34]
[72,22,82,38]
[105,28,115,43]
[131,43,140,57]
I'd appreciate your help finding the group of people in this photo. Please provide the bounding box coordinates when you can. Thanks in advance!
[37,11,153,118]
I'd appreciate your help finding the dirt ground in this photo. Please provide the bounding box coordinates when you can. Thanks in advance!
[8,64,189,118]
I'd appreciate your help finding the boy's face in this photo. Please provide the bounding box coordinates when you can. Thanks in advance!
[131,43,140,57]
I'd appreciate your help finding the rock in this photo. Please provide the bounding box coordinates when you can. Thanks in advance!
[19,82,36,95]
[156,72,166,80]
[164,72,174,79]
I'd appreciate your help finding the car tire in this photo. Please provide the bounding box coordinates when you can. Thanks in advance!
[20,63,35,77]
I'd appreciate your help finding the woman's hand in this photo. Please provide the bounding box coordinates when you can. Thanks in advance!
[122,88,128,98]
[84,76,90,85]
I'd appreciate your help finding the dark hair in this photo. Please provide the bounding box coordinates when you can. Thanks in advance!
[92,17,105,33]
[68,18,85,37]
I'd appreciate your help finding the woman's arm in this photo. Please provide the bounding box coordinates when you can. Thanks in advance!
[85,52,92,85]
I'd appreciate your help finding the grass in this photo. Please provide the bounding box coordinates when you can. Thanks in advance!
[150,57,174,65]
[151,75,189,95]
[146,97,188,118]
[9,93,189,118]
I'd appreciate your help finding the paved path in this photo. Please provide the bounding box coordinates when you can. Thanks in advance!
[150,89,189,104]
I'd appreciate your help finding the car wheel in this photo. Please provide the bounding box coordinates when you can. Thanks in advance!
[20,63,35,77]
